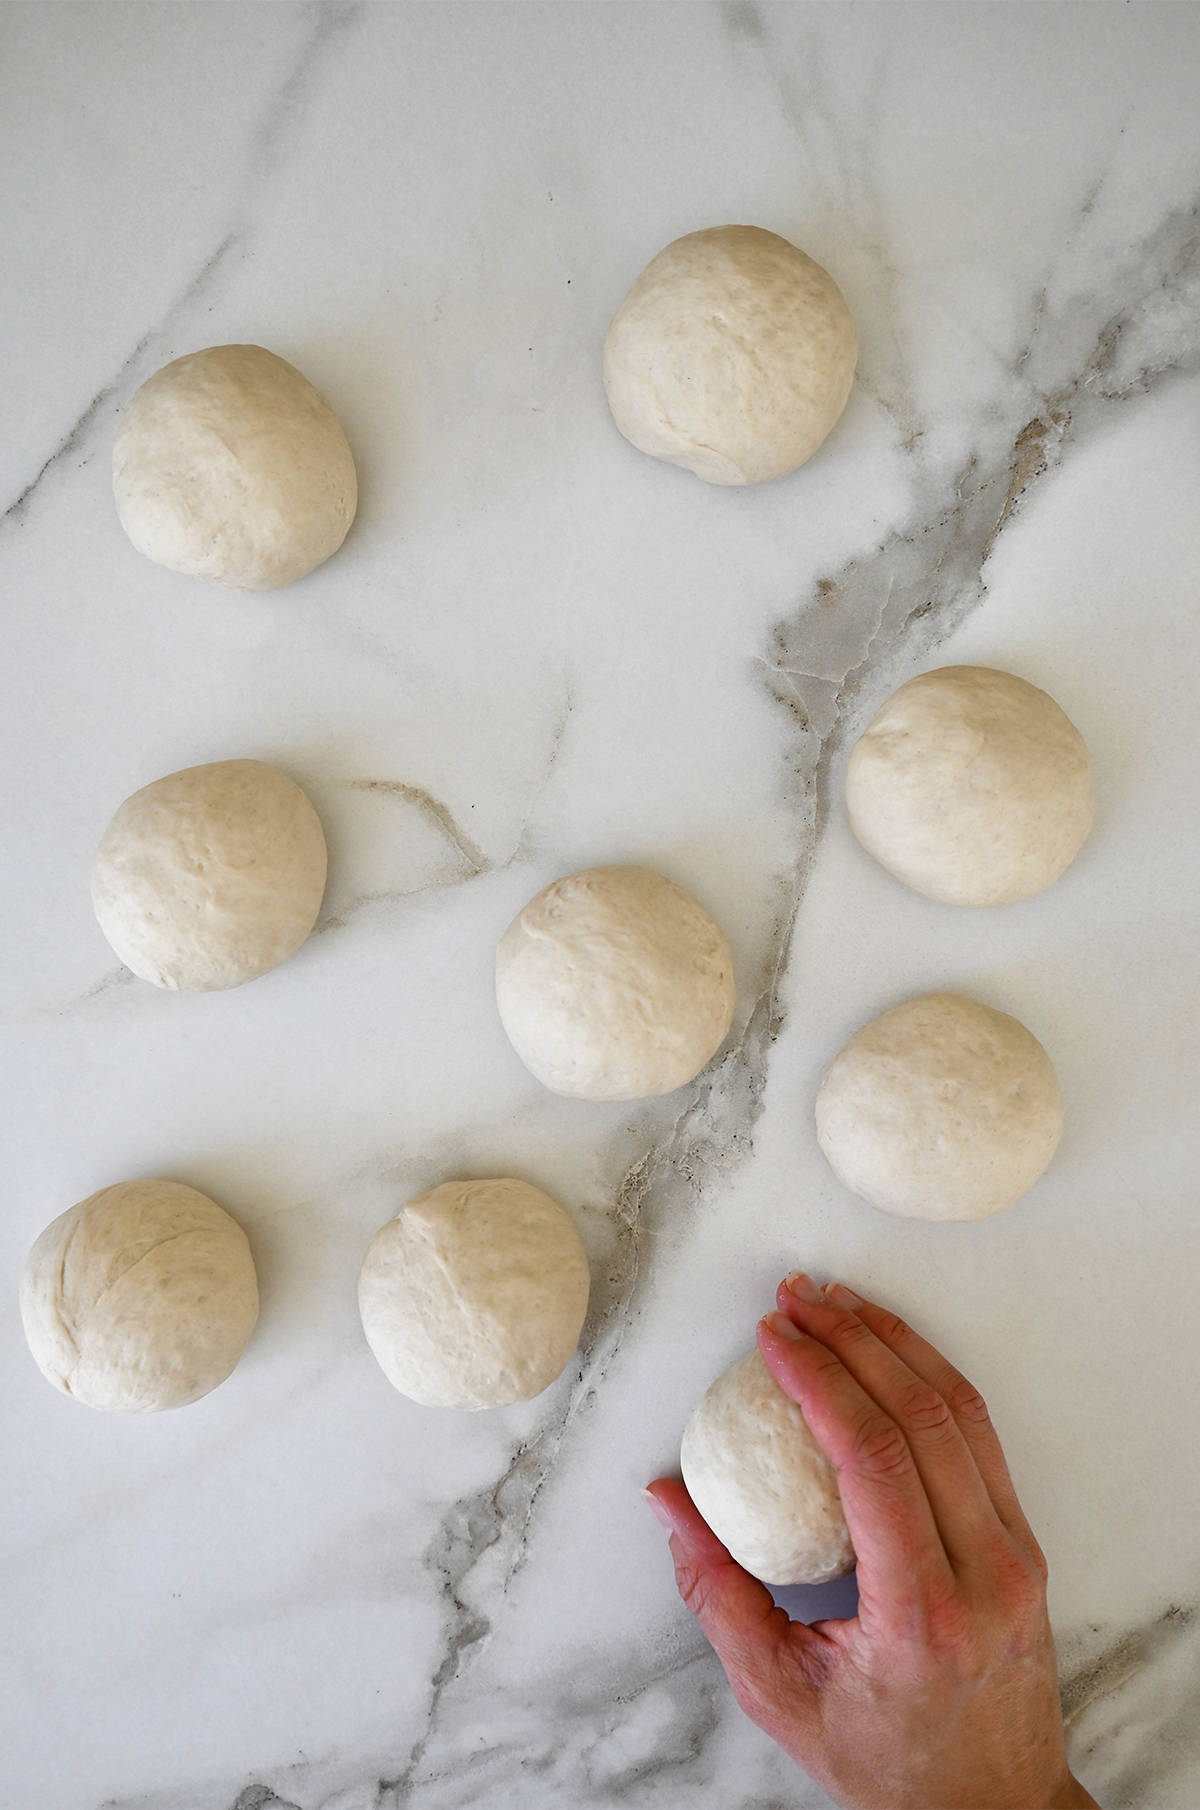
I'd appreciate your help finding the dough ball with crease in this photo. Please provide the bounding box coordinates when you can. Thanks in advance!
[603,225,857,485]
[113,344,357,590]
[846,666,1094,906]
[91,758,327,991]
[816,992,1064,1222]
[358,1178,590,1410]
[20,1180,259,1412]
[495,865,735,1101]
[681,1348,854,1585]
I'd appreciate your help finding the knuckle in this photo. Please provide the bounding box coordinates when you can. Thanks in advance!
[728,1665,771,1721]
[1027,1537,1050,1583]
[872,1308,912,1347]
[980,1540,1049,1637]
[925,1585,977,1660]
[946,1373,990,1424]
[676,1560,715,1623]
[898,1379,955,1438]
[849,1411,912,1483]
[1001,1552,1048,1619]
[827,1310,875,1351]
[807,1344,848,1386]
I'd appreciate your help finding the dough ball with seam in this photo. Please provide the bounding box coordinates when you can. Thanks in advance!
[91,758,327,991]
[495,865,735,1101]
[113,343,357,591]
[681,1347,854,1586]
[815,992,1064,1221]
[20,1179,259,1412]
[846,666,1094,907]
[358,1178,590,1410]
[603,225,857,485]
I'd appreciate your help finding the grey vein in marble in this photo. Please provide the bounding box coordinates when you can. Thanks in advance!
[305,186,1200,1810]
[1060,1603,1199,1808]
[1,0,363,535]
[316,688,571,937]
[89,169,1200,1805]
[34,12,1195,1799]
[344,782,490,879]
[764,195,1200,824]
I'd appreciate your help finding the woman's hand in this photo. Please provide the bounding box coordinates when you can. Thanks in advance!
[646,1274,1099,1810]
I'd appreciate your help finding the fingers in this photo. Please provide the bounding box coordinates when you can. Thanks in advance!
[756,1312,955,1632]
[644,1478,830,1730]
[773,1277,1007,1575]
[817,1281,1043,1568]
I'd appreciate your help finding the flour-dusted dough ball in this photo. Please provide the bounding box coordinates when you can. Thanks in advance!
[113,344,357,590]
[816,993,1064,1222]
[20,1180,259,1412]
[681,1348,853,1586]
[358,1178,590,1410]
[603,225,857,485]
[495,865,736,1102]
[846,666,1094,907]
[91,759,327,991]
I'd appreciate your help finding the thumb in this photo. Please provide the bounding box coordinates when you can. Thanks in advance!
[645,1478,829,1732]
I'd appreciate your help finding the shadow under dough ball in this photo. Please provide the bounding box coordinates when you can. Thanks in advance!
[603,224,857,485]
[495,865,736,1101]
[681,1348,854,1586]
[20,1179,259,1412]
[815,992,1064,1221]
[91,758,327,990]
[846,666,1094,906]
[358,1178,590,1410]
[113,344,357,590]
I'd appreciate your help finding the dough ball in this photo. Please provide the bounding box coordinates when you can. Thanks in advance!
[816,992,1064,1221]
[495,865,735,1101]
[681,1348,853,1585]
[603,225,857,485]
[113,344,357,590]
[20,1180,259,1412]
[846,666,1094,906]
[358,1178,590,1410]
[92,758,327,991]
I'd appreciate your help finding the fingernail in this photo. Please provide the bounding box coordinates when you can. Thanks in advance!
[784,1269,822,1304]
[642,1488,674,1531]
[825,1281,864,1309]
[762,1310,804,1342]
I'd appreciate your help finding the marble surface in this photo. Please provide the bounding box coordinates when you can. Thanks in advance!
[3,4,1199,1806]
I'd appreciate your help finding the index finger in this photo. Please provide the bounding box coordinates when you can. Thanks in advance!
[758,1311,955,1636]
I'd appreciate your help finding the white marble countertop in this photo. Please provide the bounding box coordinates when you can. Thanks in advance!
[3,5,1199,1807]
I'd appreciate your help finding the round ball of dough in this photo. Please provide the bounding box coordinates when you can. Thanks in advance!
[358,1178,590,1410]
[681,1348,853,1585]
[113,344,357,590]
[846,666,1094,907]
[20,1180,259,1412]
[91,758,327,991]
[495,865,736,1102]
[603,225,857,486]
[816,992,1064,1221]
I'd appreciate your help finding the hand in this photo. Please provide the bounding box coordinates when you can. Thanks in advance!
[646,1275,1100,1810]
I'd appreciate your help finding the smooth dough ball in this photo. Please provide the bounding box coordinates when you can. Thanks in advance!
[20,1180,259,1412]
[91,758,327,991]
[603,225,857,485]
[113,344,357,590]
[846,666,1094,906]
[358,1178,590,1410]
[816,992,1064,1221]
[681,1348,854,1585]
[495,865,736,1102]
